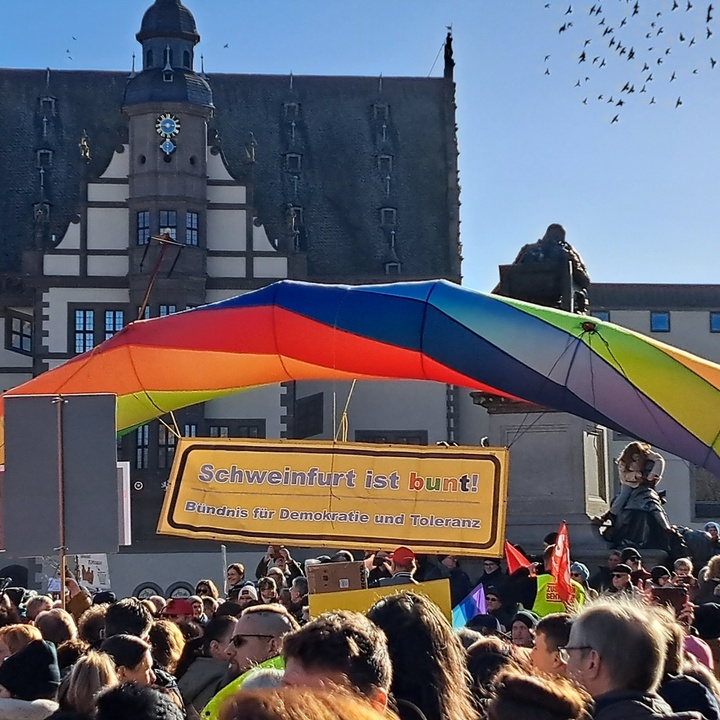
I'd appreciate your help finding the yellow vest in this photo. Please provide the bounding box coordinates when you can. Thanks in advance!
[201,656,284,720]
[532,574,586,618]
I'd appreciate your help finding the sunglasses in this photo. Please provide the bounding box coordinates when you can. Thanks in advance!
[612,573,629,578]
[570,572,582,577]
[230,633,274,648]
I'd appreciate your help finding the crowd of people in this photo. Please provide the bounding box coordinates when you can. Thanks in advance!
[1,535,720,720]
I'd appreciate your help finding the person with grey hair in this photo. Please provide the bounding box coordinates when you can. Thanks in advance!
[239,667,284,691]
[288,577,308,623]
[563,597,694,719]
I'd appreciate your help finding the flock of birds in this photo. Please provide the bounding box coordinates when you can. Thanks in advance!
[543,0,717,121]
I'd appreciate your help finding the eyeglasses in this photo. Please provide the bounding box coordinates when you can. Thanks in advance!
[230,633,275,648]
[486,596,500,603]
[558,645,593,663]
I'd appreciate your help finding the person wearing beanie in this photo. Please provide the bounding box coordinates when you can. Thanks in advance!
[570,562,598,601]
[0,639,60,720]
[650,566,672,586]
[510,610,539,648]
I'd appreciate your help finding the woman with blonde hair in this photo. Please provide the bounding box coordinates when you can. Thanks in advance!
[148,620,185,676]
[219,687,394,720]
[0,624,42,666]
[58,650,118,716]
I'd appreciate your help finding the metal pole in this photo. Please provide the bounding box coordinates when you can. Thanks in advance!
[52,396,67,610]
[221,544,228,596]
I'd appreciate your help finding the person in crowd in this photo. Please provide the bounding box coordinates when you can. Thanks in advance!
[367,551,393,586]
[148,596,167,615]
[257,577,279,605]
[677,522,720,571]
[654,605,720,720]
[92,591,117,606]
[100,634,156,686]
[465,614,507,639]
[237,667,284,691]
[141,599,160,618]
[96,683,183,720]
[0,639,61,720]
[621,548,652,587]
[77,604,108,650]
[201,604,299,720]
[225,564,250,600]
[202,597,219,621]
[570,563,598,601]
[195,581,219,600]
[148,620,185,677]
[378,547,419,587]
[531,613,573,677]
[55,650,118,718]
[188,596,209,627]
[0,624,42,666]
[104,598,153,640]
[25,596,53,623]
[217,688,388,720]
[425,555,473,607]
[695,556,720,605]
[35,609,78,647]
[254,548,304,585]
[511,611,539,649]
[367,591,477,720]
[287,577,308,623]
[477,557,506,591]
[161,599,195,624]
[484,585,514,632]
[466,635,522,713]
[235,586,259,610]
[564,596,681,719]
[485,669,592,720]
[282,610,392,713]
[175,616,236,719]
[608,563,639,596]
[672,558,699,600]
[650,566,673,587]
[589,550,621,592]
[56,638,90,675]
[267,568,288,592]
[456,627,484,649]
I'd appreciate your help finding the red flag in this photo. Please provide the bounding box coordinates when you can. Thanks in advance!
[504,540,532,574]
[549,521,574,604]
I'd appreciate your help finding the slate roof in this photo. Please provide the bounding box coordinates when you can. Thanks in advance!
[124,68,213,108]
[137,0,199,43]
[0,66,459,281]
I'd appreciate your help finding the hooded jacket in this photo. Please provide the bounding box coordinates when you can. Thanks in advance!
[177,657,229,718]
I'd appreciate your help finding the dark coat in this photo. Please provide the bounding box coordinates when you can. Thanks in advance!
[593,690,703,720]
[660,674,720,720]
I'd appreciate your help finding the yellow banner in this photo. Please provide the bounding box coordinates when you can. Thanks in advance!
[157,439,508,556]
[308,579,452,622]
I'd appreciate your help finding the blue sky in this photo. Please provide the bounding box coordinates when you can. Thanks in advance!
[2,0,718,292]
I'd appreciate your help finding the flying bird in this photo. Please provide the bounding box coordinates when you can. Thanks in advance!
[709,4,714,21]
[708,26,714,38]
[583,98,588,104]
[611,114,619,123]
[670,71,677,80]
[633,2,640,15]
[640,84,647,92]
[621,81,630,91]
[559,23,567,32]
[544,54,551,61]
[712,56,718,68]
[676,96,683,107]
[680,32,686,41]
[617,99,625,106]
[545,68,551,75]
[584,39,591,47]
[688,0,693,9]
[650,96,656,103]
[642,62,650,71]
[620,17,627,27]
[575,79,581,86]
[565,4,573,14]
[579,51,587,62]
[599,58,607,67]
[223,43,229,48]
[673,0,679,7]
[689,36,696,45]
[593,56,600,63]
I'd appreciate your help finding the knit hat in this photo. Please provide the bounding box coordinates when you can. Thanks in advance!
[93,590,117,605]
[239,585,258,600]
[650,565,671,584]
[0,639,60,701]
[570,562,590,582]
[511,610,539,630]
[613,563,633,575]
[466,613,503,634]
[684,635,715,670]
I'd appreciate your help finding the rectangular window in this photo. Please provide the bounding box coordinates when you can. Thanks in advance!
[378,155,393,174]
[137,211,151,245]
[295,393,324,439]
[380,208,397,226]
[284,102,300,120]
[183,423,197,437]
[159,210,177,240]
[285,154,302,173]
[136,424,149,469]
[186,211,199,246]
[74,310,95,354]
[384,262,402,276]
[711,312,720,333]
[594,311,610,322]
[159,305,177,317]
[7,314,32,354]
[37,150,53,168]
[158,423,177,469]
[138,306,151,320]
[373,102,389,121]
[209,425,229,438]
[355,430,428,445]
[104,310,124,340]
[650,311,670,333]
[209,421,265,438]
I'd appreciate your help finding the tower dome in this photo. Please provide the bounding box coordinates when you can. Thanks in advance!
[137,0,200,44]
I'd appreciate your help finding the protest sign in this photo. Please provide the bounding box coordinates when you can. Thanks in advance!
[308,578,452,622]
[158,439,508,556]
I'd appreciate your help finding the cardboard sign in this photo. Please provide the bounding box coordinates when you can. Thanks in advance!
[308,578,452,622]
[157,439,508,556]
[307,561,367,594]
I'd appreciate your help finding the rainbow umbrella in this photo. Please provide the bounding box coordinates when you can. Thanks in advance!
[3,279,720,474]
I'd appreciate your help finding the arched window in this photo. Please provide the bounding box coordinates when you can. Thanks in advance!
[146,50,153,68]
[183,50,191,69]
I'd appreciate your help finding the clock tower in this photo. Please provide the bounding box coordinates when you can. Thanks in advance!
[123,0,214,311]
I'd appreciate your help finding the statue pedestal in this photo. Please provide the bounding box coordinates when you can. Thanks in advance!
[474,395,611,554]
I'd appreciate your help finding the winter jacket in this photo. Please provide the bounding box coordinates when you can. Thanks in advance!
[593,690,703,720]
[660,674,720,720]
[177,657,229,719]
[0,698,59,720]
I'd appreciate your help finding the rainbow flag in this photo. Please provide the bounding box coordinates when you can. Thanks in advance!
[451,583,486,628]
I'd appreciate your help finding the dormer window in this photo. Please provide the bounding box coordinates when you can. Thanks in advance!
[378,155,393,174]
[183,50,191,69]
[36,149,53,168]
[380,207,397,226]
[146,50,153,68]
[285,153,302,172]
[40,97,56,116]
[385,262,402,275]
[284,102,300,120]
[373,102,389,121]
[163,70,174,83]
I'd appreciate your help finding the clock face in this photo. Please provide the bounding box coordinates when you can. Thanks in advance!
[160,139,176,155]
[156,113,181,138]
